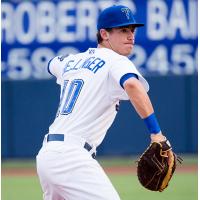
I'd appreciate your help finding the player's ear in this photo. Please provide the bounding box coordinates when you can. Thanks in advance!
[100,29,109,41]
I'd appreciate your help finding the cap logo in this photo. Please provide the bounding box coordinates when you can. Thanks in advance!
[121,8,130,19]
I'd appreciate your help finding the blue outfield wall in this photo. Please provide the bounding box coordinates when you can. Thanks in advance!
[1,75,198,158]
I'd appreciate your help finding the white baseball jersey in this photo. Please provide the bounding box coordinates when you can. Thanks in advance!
[47,47,149,147]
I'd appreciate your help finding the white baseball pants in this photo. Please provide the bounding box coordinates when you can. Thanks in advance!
[36,135,121,200]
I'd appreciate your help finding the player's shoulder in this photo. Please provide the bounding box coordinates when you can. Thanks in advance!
[47,54,73,76]
[97,48,132,63]
[48,54,77,68]
[96,48,121,58]
[49,54,70,65]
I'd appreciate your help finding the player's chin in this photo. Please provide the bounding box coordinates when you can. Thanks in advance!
[122,47,133,56]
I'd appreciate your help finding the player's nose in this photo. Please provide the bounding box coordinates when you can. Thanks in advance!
[127,31,134,41]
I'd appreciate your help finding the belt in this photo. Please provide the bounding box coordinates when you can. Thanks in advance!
[47,134,96,159]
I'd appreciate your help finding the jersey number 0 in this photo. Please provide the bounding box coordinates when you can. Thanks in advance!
[57,79,84,116]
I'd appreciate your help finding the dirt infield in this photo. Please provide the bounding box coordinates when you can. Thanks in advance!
[2,165,197,176]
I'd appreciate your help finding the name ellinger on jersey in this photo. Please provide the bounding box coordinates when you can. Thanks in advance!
[62,56,106,75]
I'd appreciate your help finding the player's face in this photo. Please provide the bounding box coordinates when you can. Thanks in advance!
[108,26,136,56]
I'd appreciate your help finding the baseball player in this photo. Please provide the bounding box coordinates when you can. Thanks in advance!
[36,5,167,200]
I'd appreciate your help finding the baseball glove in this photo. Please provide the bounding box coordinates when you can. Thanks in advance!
[137,140,179,192]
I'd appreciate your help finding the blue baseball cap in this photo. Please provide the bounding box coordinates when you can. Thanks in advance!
[97,5,144,31]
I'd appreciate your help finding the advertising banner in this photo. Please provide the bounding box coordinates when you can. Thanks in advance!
[2,0,198,80]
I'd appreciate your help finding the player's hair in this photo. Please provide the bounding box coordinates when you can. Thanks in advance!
[96,28,112,44]
[96,25,135,44]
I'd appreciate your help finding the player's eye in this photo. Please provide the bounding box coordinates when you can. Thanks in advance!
[119,28,128,33]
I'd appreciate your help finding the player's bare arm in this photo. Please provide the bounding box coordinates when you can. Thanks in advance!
[123,77,166,142]
[123,77,153,118]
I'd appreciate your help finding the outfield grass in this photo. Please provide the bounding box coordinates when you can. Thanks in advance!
[2,173,197,200]
[110,174,197,200]
[2,176,42,200]
[2,155,198,200]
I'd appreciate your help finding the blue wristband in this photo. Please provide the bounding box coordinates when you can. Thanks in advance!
[144,113,161,134]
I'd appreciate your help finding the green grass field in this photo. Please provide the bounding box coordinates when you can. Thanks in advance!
[2,155,198,200]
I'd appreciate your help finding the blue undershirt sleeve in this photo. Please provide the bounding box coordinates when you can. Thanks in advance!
[120,73,139,88]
